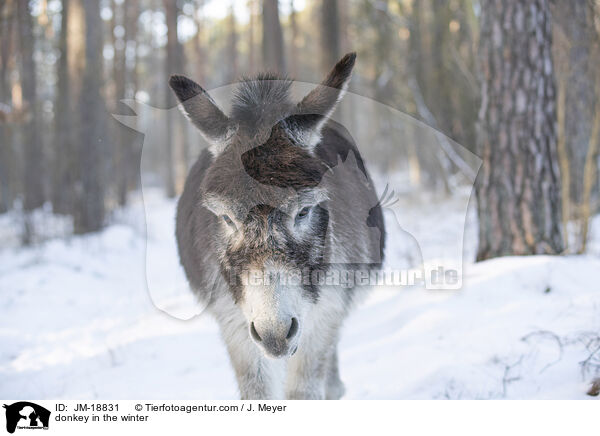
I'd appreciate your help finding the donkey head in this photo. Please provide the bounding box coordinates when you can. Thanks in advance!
[169,53,356,358]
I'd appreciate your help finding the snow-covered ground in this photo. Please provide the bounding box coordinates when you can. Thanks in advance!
[1,188,600,399]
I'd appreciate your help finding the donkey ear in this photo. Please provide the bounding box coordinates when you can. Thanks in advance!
[169,75,237,155]
[287,52,356,149]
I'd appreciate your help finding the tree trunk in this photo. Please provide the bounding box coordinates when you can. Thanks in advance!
[0,0,15,212]
[17,0,44,212]
[320,0,340,75]
[75,0,106,233]
[52,0,73,214]
[408,0,450,193]
[248,0,257,74]
[337,0,349,55]
[430,0,453,136]
[124,0,141,197]
[227,5,238,82]
[289,0,298,76]
[262,0,285,73]
[112,0,138,206]
[475,0,564,260]
[557,0,597,207]
[193,0,206,84]
[163,0,186,196]
[66,0,85,223]
[551,0,598,252]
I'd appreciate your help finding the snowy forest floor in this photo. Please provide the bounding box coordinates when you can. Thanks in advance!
[1,187,600,399]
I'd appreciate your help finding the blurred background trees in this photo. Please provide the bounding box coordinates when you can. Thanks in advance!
[552,0,600,253]
[0,0,598,259]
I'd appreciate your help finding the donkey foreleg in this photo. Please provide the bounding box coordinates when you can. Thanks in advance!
[285,330,340,400]
[285,350,329,399]
[325,347,345,400]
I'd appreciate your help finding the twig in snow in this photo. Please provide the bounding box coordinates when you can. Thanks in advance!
[521,330,564,374]
[502,355,524,397]
[578,333,600,378]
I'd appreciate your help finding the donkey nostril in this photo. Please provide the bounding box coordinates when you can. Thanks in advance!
[250,322,262,342]
[286,317,299,340]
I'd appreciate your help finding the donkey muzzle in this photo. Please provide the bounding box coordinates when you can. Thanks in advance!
[249,316,300,358]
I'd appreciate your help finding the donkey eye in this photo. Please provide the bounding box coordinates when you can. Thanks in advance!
[222,215,236,228]
[296,207,311,220]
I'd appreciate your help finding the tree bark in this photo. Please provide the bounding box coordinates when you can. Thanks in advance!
[475,0,564,260]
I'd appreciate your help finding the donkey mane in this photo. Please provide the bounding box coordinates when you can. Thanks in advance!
[230,73,294,131]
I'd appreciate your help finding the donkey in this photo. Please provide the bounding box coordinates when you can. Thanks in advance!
[169,53,385,399]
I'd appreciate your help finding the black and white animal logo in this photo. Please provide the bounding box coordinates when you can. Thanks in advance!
[3,402,50,434]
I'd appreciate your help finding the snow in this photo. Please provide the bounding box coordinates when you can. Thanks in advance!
[1,188,599,399]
